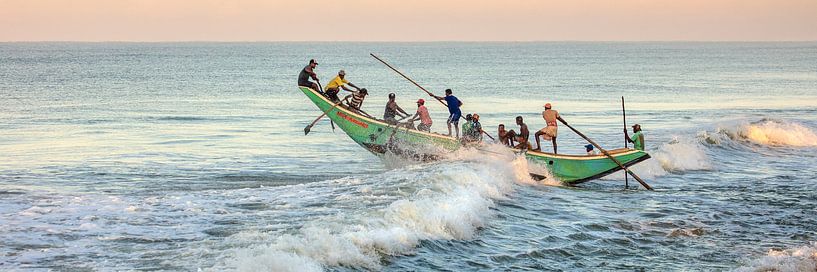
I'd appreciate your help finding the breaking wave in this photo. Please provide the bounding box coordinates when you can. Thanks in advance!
[218,146,541,271]
[701,119,817,148]
[652,136,713,173]
[735,242,817,272]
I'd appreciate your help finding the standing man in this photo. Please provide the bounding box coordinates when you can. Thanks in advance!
[298,59,320,91]
[324,70,361,102]
[534,103,565,153]
[408,99,433,132]
[430,89,463,138]
[384,93,409,125]
[625,124,645,151]
[505,116,530,150]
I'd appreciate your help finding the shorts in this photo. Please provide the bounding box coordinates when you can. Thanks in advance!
[299,80,317,89]
[447,112,461,125]
[418,123,432,132]
[384,116,398,125]
[539,126,558,140]
[325,88,340,102]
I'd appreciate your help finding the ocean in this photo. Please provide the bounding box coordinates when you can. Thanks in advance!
[1,42,816,271]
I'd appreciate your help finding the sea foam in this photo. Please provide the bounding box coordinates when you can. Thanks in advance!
[735,242,817,272]
[705,119,817,148]
[220,146,538,271]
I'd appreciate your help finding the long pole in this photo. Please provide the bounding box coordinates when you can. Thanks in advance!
[622,96,629,189]
[559,119,653,190]
[370,53,448,108]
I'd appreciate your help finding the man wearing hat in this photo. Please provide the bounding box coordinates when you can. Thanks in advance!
[534,102,565,153]
[324,69,361,102]
[298,59,320,91]
[585,144,598,155]
[408,99,433,132]
[625,124,645,151]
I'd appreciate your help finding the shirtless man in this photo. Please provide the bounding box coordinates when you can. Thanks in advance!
[498,124,511,146]
[534,103,566,153]
[504,116,530,150]
[384,93,409,125]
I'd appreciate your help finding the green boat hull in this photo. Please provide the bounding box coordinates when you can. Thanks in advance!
[300,86,650,184]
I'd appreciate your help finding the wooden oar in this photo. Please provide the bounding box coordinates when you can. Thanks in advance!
[304,100,342,135]
[482,131,496,141]
[622,96,629,189]
[558,118,654,190]
[370,53,448,108]
[315,80,335,132]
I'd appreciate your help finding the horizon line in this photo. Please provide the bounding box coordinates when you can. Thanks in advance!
[3,40,817,43]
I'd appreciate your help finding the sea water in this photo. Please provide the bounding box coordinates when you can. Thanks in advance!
[1,42,816,271]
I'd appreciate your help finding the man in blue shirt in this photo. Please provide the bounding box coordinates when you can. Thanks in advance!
[430,89,463,138]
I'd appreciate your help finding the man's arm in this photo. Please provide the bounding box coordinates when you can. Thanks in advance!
[638,134,644,146]
[341,85,355,92]
[347,82,360,90]
[557,115,566,125]
[396,105,409,117]
[624,129,633,143]
[306,67,318,81]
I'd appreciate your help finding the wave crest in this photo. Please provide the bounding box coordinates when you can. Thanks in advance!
[736,242,817,272]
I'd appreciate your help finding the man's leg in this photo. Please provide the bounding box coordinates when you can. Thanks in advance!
[534,131,543,151]
[454,123,460,139]
[311,82,320,93]
[552,137,558,154]
[446,122,452,136]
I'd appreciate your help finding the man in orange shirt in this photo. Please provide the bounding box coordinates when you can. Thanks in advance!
[408,99,433,132]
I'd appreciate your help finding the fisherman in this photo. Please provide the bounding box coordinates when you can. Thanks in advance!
[384,93,409,125]
[324,70,361,102]
[408,99,433,132]
[297,59,320,91]
[430,89,463,138]
[471,114,484,142]
[625,124,645,151]
[498,124,511,146]
[505,116,530,149]
[340,88,370,116]
[585,144,597,155]
[461,114,474,142]
[534,102,565,154]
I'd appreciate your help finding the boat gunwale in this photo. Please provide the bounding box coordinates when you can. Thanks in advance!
[300,86,647,161]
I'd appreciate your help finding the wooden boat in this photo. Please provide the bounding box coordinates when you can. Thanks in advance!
[299,86,650,184]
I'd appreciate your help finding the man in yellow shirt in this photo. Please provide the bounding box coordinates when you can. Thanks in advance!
[324,70,361,102]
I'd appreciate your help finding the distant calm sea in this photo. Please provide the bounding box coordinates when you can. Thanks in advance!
[1,42,816,271]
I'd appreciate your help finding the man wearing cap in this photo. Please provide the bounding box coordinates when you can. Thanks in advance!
[408,99,433,132]
[625,124,645,151]
[324,70,361,103]
[585,144,598,155]
[534,102,565,154]
[298,59,320,91]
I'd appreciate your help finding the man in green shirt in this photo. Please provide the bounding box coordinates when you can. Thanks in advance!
[625,124,645,151]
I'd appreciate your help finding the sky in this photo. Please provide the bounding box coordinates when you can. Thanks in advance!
[1,0,816,42]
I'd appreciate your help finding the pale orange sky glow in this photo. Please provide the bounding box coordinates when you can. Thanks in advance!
[1,0,816,41]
